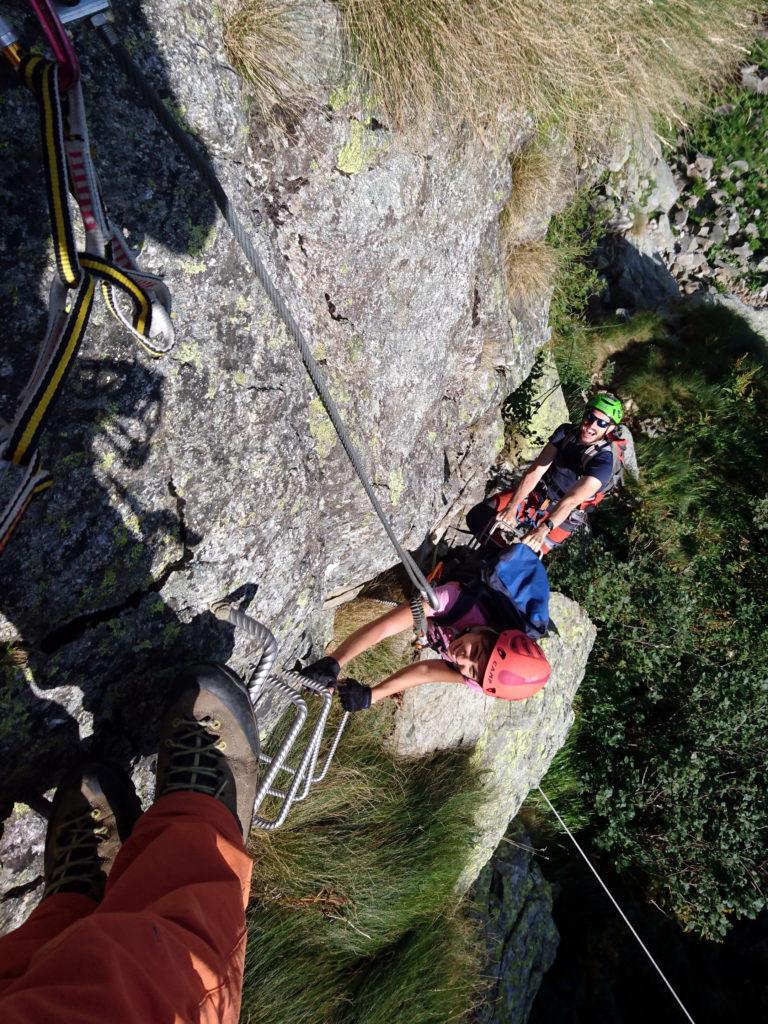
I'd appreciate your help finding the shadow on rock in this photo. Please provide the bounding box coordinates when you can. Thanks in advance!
[0,1,233,925]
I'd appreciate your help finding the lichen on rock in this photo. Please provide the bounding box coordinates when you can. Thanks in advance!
[0,0,584,945]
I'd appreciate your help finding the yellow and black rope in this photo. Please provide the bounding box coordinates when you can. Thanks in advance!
[1,55,164,554]
[22,55,80,288]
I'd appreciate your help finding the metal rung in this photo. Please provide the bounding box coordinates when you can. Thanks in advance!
[55,0,110,25]
[212,603,350,830]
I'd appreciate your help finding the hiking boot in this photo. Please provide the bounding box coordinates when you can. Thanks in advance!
[43,762,141,902]
[154,663,260,839]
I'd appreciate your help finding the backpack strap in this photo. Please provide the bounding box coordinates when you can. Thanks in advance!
[575,431,626,511]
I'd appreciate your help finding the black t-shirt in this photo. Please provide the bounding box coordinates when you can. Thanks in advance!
[543,423,614,497]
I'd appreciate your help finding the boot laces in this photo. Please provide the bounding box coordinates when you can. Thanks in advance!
[44,807,109,898]
[161,715,227,798]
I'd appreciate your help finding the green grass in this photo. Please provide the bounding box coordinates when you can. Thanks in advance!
[518,719,590,840]
[331,598,414,687]
[682,38,768,287]
[241,705,486,1023]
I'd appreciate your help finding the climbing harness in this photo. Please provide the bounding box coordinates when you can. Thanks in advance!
[212,602,349,830]
[0,1,174,554]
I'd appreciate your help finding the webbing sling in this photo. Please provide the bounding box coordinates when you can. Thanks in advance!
[0,53,174,554]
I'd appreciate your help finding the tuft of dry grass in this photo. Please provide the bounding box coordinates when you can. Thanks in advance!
[502,239,559,306]
[331,597,414,686]
[222,0,316,119]
[503,139,574,244]
[333,0,756,140]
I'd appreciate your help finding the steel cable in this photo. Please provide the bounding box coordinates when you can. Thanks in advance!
[96,18,438,608]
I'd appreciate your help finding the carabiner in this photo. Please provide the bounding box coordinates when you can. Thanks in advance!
[28,0,80,89]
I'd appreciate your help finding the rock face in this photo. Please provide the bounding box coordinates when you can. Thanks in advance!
[389,593,595,889]
[599,129,767,313]
[472,824,560,1024]
[507,351,570,466]
[0,0,564,928]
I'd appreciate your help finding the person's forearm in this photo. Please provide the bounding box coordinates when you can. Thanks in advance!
[370,659,464,703]
[547,496,579,528]
[510,464,547,505]
[331,602,416,669]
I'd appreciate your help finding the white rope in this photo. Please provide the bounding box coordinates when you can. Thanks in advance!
[537,786,696,1024]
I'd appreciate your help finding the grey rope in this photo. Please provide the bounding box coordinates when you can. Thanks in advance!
[95,17,438,609]
[537,787,696,1024]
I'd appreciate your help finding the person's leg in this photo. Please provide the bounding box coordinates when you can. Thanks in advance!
[541,520,578,554]
[0,663,259,1024]
[0,895,96,994]
[0,793,252,1024]
[0,763,140,994]
[466,493,499,540]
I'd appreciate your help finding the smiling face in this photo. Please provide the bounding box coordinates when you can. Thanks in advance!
[579,408,613,445]
[447,629,497,683]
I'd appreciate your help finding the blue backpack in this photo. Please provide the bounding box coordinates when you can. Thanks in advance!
[431,543,550,640]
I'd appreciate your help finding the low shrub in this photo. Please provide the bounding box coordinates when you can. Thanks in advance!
[544,185,611,406]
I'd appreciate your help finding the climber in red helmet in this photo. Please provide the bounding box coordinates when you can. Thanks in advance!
[301,558,550,712]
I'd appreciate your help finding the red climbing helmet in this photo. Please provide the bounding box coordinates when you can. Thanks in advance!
[482,630,550,701]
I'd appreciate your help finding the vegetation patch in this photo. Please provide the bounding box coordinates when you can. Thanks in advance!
[332,0,754,141]
[502,239,559,309]
[679,38,768,291]
[332,597,414,685]
[222,0,315,119]
[545,303,768,940]
[242,703,485,1023]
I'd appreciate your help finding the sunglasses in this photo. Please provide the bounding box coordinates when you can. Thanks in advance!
[583,411,611,428]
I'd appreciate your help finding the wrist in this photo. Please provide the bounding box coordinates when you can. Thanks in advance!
[542,517,555,532]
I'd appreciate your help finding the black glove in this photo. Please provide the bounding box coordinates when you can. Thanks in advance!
[338,679,372,712]
[300,656,340,688]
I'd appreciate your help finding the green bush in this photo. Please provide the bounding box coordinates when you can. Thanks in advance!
[545,185,611,407]
[548,303,768,939]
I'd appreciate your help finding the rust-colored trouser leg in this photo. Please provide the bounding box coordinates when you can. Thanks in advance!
[0,792,253,1024]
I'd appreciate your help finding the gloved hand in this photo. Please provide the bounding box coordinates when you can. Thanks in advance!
[300,656,340,688]
[337,679,372,712]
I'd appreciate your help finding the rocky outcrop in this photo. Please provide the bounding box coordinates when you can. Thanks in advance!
[472,825,559,1024]
[0,0,569,929]
[389,593,595,889]
[598,131,766,313]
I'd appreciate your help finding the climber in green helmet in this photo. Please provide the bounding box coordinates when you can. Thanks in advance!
[467,392,626,555]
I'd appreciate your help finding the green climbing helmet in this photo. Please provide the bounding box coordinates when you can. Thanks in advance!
[589,393,623,425]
